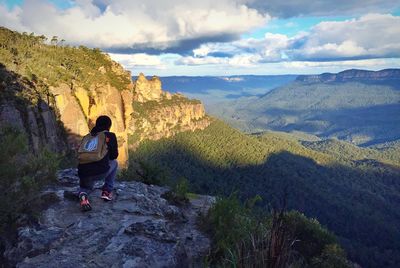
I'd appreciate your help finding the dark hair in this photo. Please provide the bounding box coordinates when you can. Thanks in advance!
[95,115,112,131]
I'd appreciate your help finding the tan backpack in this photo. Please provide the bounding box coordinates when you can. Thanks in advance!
[78,131,108,164]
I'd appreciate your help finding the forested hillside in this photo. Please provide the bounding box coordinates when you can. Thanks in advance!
[126,120,400,267]
[209,71,400,146]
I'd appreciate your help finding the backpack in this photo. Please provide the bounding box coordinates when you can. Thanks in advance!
[78,131,108,164]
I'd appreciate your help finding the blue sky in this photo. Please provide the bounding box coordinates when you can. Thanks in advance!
[1,0,400,76]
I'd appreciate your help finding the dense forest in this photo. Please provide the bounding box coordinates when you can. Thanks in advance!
[125,120,400,267]
[209,78,400,146]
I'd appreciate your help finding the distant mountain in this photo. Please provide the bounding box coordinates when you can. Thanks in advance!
[209,69,400,146]
[297,68,400,83]
[152,75,297,107]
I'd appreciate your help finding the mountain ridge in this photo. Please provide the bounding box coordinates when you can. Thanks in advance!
[209,69,400,145]
[296,68,400,83]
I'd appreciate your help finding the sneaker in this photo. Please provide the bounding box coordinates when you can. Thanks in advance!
[79,192,92,211]
[101,190,113,201]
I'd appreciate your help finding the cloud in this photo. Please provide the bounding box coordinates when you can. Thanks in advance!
[0,0,269,54]
[180,13,400,65]
[282,58,399,69]
[109,53,165,68]
[176,56,226,66]
[290,14,400,61]
[247,0,400,18]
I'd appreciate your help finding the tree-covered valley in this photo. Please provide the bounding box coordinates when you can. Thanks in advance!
[125,119,400,267]
[208,70,400,146]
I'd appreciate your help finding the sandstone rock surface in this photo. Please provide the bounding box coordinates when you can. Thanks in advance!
[5,169,214,268]
[134,73,163,102]
[1,54,210,167]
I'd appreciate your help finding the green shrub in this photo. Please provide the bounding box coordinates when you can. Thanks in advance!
[203,194,350,267]
[120,160,169,186]
[311,244,351,268]
[0,126,60,234]
[173,176,189,200]
[204,194,264,266]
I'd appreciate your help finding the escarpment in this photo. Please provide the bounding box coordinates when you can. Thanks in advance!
[130,74,211,144]
[0,65,67,154]
[51,80,134,166]
[49,71,210,163]
[0,27,210,166]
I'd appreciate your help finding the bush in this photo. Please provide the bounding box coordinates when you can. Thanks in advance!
[0,127,60,234]
[120,160,169,186]
[173,176,189,200]
[202,194,351,267]
[204,193,265,266]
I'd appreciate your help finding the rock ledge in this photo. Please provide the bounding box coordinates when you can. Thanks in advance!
[5,169,214,268]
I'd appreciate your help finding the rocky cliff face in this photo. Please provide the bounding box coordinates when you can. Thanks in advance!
[1,55,210,166]
[131,75,211,144]
[51,70,210,163]
[4,169,214,267]
[296,68,400,83]
[51,81,134,166]
[134,73,163,102]
[0,26,210,166]
[0,66,67,153]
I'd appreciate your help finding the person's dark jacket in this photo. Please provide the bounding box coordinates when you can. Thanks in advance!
[78,125,118,178]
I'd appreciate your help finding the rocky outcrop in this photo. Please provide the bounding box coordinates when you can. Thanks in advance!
[130,74,211,144]
[50,78,134,165]
[133,73,163,102]
[132,98,211,142]
[296,68,400,83]
[1,48,210,166]
[48,71,210,165]
[4,169,214,267]
[0,66,67,153]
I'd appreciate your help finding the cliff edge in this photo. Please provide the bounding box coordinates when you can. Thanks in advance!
[0,27,210,167]
[4,169,214,267]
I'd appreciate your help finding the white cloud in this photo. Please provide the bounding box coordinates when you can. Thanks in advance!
[283,58,399,69]
[176,56,226,65]
[247,0,400,17]
[0,0,269,52]
[292,13,400,60]
[109,53,165,68]
[183,13,400,66]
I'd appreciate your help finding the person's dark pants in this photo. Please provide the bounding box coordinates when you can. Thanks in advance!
[79,160,118,194]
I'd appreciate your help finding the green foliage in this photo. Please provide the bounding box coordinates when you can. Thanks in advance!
[210,80,400,146]
[204,195,350,267]
[302,139,400,166]
[160,177,191,206]
[0,27,130,95]
[0,127,60,234]
[283,211,337,260]
[127,120,400,267]
[311,244,351,268]
[120,161,169,186]
[173,176,189,200]
[132,94,202,121]
[206,193,256,256]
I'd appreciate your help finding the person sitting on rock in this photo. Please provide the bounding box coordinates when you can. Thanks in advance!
[77,115,119,211]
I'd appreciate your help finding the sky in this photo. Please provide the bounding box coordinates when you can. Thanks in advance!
[1,0,400,76]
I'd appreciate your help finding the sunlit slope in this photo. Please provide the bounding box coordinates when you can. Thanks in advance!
[209,78,400,146]
[128,120,400,267]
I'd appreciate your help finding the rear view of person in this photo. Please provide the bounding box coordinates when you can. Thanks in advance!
[77,115,118,211]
